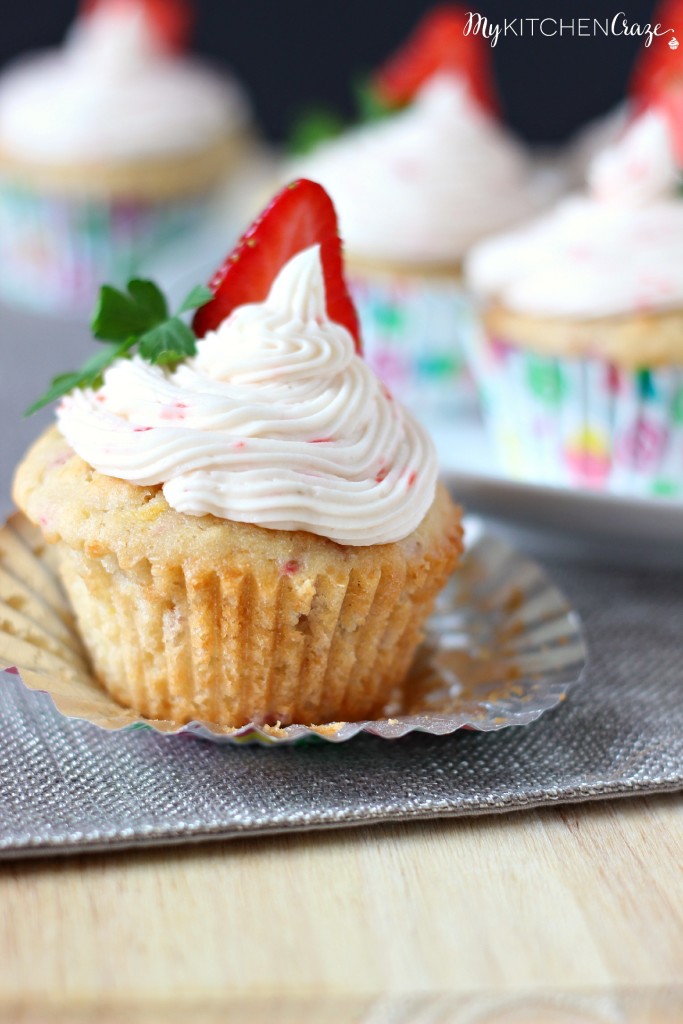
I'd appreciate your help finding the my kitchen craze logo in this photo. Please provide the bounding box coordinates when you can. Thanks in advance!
[464,11,679,49]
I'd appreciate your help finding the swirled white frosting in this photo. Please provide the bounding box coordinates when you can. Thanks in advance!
[466,109,683,318]
[291,74,551,264]
[56,246,438,546]
[0,3,249,163]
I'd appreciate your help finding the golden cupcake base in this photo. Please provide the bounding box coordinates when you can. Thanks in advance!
[0,514,586,745]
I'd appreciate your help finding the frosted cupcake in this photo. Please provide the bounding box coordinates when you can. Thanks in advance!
[466,106,683,498]
[291,6,554,426]
[13,180,463,728]
[0,0,252,314]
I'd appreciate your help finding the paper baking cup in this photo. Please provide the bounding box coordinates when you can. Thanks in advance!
[0,179,211,314]
[347,265,478,426]
[468,332,683,498]
[0,513,586,745]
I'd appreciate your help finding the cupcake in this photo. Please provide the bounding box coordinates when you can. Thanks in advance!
[0,0,252,314]
[465,104,683,498]
[13,180,463,728]
[290,5,556,427]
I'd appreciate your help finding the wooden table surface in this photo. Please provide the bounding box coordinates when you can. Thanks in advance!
[1,793,682,1023]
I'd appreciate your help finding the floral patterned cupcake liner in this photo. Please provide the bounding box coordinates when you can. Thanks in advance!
[347,267,479,426]
[0,178,213,314]
[468,332,683,498]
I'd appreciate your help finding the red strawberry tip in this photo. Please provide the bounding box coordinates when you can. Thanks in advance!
[80,0,193,54]
[371,3,500,115]
[193,180,362,353]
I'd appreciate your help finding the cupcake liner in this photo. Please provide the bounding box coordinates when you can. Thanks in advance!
[347,265,479,425]
[0,178,213,313]
[13,428,462,728]
[468,331,683,498]
[0,513,586,745]
[53,522,450,729]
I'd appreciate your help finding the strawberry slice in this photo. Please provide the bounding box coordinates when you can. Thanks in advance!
[630,0,683,105]
[371,4,499,115]
[81,0,192,54]
[193,180,362,352]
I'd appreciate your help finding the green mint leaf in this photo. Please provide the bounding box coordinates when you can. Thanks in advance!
[24,374,86,416]
[354,76,399,122]
[78,339,136,385]
[24,340,134,417]
[127,279,168,324]
[177,284,213,315]
[28,276,208,414]
[91,280,167,341]
[138,317,197,366]
[288,105,346,155]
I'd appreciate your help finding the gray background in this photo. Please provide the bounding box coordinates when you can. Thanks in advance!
[1,304,92,517]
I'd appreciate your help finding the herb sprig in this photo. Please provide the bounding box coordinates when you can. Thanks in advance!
[25,279,212,416]
[286,76,398,156]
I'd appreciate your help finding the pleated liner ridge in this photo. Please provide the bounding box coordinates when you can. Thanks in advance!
[55,522,460,728]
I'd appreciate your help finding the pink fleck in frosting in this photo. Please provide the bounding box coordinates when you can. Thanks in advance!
[466,109,683,318]
[56,246,438,546]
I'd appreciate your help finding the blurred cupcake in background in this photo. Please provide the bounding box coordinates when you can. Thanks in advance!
[466,101,683,499]
[0,0,253,314]
[564,0,682,185]
[290,5,558,429]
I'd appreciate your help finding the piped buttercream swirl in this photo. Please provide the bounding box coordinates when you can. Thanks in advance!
[56,246,438,546]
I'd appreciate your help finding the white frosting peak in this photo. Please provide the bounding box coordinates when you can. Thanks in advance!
[68,3,164,69]
[56,247,438,546]
[268,243,327,322]
[588,109,678,204]
[467,109,683,319]
[0,3,249,164]
[292,74,547,264]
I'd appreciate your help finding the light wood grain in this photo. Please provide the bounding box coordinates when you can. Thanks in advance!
[1,794,682,1022]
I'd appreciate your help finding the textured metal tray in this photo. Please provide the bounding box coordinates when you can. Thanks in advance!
[0,519,681,858]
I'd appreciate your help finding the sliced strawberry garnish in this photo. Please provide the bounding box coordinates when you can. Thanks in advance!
[193,180,362,352]
[371,4,499,115]
[80,0,192,54]
[630,0,683,105]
